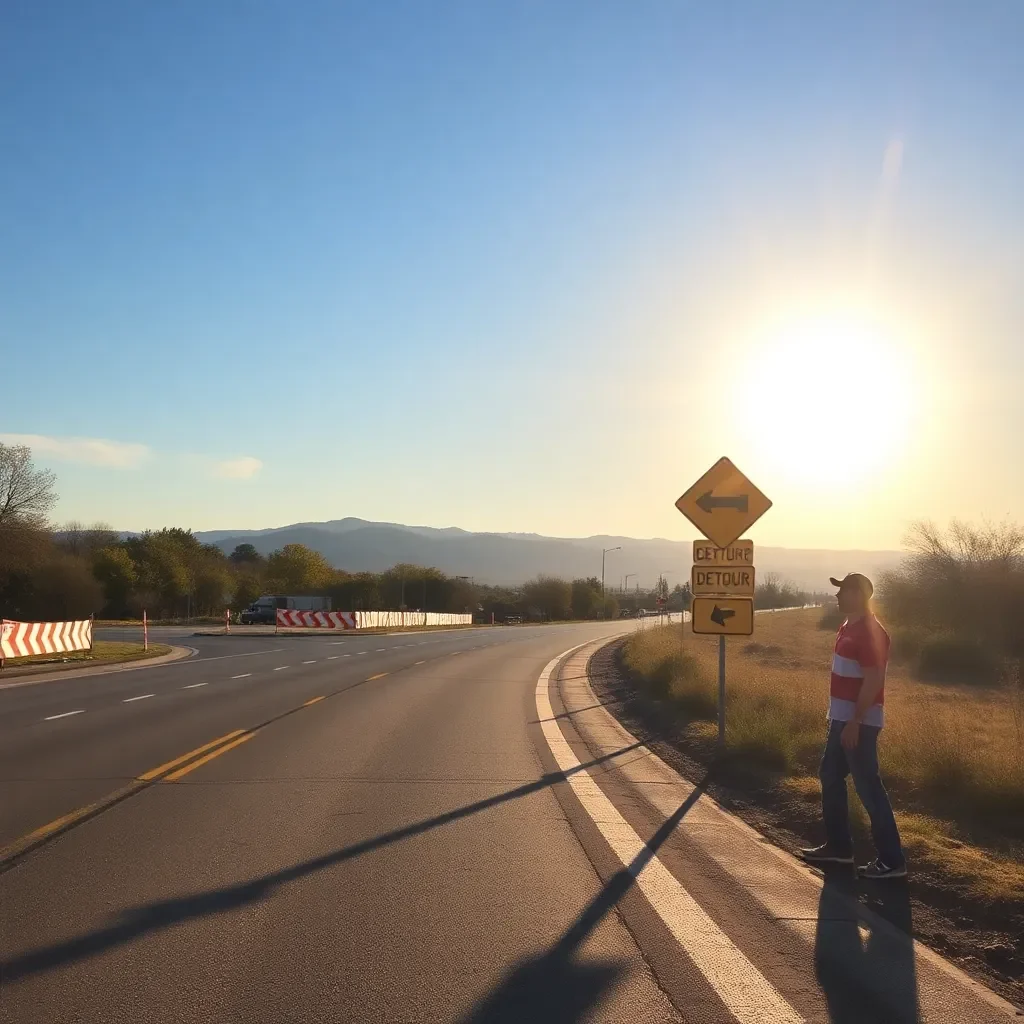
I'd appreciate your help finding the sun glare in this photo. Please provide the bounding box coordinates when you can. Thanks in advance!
[740,314,916,487]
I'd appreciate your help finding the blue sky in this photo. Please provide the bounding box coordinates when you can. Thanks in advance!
[3,1,1022,549]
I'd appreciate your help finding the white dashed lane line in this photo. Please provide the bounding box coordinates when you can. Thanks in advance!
[45,640,470,723]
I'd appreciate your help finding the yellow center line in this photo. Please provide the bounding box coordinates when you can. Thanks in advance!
[304,695,325,706]
[365,672,388,681]
[165,732,255,781]
[138,730,246,781]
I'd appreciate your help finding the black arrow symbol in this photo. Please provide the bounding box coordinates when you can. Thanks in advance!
[696,491,749,514]
[710,605,736,627]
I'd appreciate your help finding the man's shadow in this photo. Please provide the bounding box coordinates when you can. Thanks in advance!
[815,870,920,1024]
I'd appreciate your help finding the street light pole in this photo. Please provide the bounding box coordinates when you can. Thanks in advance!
[601,546,622,597]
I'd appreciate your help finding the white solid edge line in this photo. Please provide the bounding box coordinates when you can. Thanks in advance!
[44,710,85,720]
[123,694,154,703]
[535,647,804,1024]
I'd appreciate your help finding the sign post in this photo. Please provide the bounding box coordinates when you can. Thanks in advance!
[675,457,772,749]
[718,635,726,747]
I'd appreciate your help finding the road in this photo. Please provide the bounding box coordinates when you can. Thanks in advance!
[0,623,1016,1022]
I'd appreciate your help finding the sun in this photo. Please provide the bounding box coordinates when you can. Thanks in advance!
[739,313,916,487]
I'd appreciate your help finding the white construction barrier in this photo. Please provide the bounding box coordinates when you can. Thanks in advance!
[275,610,473,631]
[355,611,472,628]
[1,618,93,666]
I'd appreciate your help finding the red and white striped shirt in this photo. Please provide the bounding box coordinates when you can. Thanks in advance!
[829,614,890,727]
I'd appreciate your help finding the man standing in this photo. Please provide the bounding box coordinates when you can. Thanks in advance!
[800,573,906,879]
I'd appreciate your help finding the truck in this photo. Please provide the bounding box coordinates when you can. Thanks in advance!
[239,595,332,625]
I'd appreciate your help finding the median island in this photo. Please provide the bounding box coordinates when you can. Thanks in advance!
[0,641,173,679]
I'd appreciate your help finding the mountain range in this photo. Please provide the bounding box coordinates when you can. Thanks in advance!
[195,518,905,592]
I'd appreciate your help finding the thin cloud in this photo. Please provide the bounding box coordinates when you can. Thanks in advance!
[0,432,151,469]
[212,456,263,480]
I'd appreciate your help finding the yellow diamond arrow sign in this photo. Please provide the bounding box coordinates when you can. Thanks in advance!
[675,456,772,549]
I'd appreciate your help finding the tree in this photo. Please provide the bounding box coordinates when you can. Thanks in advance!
[880,519,1024,655]
[0,444,56,531]
[93,546,138,615]
[229,543,263,565]
[266,544,335,592]
[523,576,572,620]
[23,554,103,620]
[232,572,265,611]
[56,521,119,558]
[0,445,57,577]
[571,578,603,619]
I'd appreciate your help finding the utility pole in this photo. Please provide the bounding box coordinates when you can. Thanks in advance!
[601,546,621,597]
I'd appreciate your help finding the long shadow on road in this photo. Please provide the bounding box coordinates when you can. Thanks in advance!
[458,775,710,1023]
[815,871,920,1024]
[2,741,649,983]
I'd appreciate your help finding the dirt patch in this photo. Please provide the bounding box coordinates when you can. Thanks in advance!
[588,636,1024,1010]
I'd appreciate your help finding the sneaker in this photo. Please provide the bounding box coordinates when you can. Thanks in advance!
[798,844,854,866]
[859,858,907,880]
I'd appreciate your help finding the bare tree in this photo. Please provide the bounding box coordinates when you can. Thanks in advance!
[56,520,118,557]
[0,444,57,530]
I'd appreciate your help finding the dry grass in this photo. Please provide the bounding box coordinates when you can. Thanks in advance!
[623,608,1024,897]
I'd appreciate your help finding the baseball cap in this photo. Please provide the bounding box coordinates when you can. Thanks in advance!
[829,572,874,597]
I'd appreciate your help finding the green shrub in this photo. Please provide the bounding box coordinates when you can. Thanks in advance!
[890,626,927,664]
[817,607,845,630]
[916,636,1000,685]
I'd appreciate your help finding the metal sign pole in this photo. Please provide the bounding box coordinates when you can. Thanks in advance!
[718,635,726,748]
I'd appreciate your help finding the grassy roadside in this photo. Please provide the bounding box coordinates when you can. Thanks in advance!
[1,641,173,676]
[598,614,1024,999]
[621,610,1024,901]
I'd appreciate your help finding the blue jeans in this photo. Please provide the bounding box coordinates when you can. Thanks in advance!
[820,719,904,868]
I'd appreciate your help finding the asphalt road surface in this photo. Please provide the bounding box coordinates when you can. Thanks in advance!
[0,623,1016,1022]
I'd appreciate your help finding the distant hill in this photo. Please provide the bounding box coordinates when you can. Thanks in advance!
[195,518,903,592]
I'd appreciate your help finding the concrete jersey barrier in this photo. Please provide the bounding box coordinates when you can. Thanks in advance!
[1,618,93,666]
